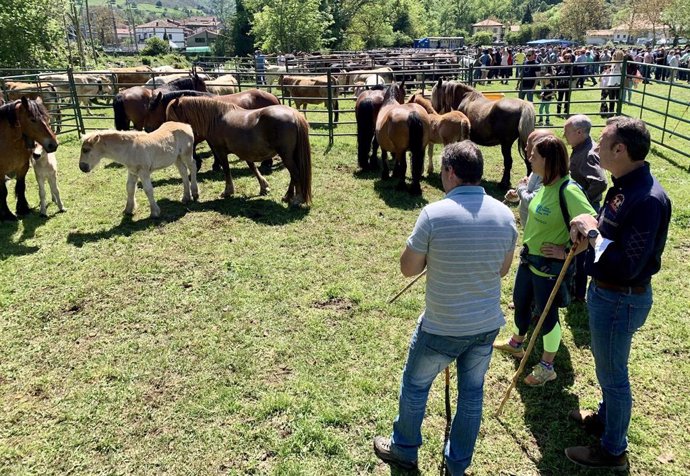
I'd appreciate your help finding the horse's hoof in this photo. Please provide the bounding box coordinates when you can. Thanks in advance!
[123,209,135,216]
[16,206,31,216]
[57,207,67,213]
[498,180,511,190]
[220,191,234,199]
[259,188,269,196]
[192,194,199,202]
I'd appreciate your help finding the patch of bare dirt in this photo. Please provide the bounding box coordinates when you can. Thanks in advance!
[312,297,355,311]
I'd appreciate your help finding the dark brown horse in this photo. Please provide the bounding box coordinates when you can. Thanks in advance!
[113,73,207,131]
[375,82,430,195]
[166,96,312,206]
[0,97,58,220]
[355,84,386,171]
[431,79,535,188]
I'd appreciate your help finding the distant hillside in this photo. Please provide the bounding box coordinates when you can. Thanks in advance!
[89,0,214,16]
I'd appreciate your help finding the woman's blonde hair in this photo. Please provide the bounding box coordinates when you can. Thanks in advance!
[612,50,625,61]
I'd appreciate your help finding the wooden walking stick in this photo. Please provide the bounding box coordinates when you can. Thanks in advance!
[388,269,427,304]
[495,246,578,417]
[439,366,452,476]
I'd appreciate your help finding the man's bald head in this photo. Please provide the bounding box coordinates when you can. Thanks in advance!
[526,128,555,157]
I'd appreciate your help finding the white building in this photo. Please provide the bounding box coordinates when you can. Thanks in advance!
[611,21,670,44]
[472,19,505,42]
[135,19,189,49]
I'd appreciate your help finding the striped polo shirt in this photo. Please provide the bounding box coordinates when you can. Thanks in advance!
[407,186,518,336]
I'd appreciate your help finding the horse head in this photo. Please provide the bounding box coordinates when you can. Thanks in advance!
[144,91,165,132]
[16,97,58,153]
[431,79,445,113]
[79,133,103,173]
[191,72,208,92]
[383,81,405,105]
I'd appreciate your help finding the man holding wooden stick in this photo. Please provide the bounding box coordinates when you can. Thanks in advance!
[565,117,671,471]
[373,141,517,475]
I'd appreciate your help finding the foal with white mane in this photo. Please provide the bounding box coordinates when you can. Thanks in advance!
[78,122,198,218]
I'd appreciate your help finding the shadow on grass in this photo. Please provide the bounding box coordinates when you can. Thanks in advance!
[651,146,690,174]
[0,218,40,259]
[505,342,618,475]
[194,195,309,225]
[150,162,287,189]
[374,179,428,210]
[564,301,591,348]
[66,198,188,247]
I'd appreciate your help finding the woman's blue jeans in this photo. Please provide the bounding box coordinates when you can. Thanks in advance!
[390,323,499,475]
[587,281,652,456]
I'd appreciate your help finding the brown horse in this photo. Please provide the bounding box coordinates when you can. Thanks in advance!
[431,79,535,188]
[407,93,471,175]
[113,74,207,131]
[144,89,281,172]
[355,84,386,171]
[0,97,58,221]
[375,82,430,195]
[166,96,312,206]
[279,74,339,123]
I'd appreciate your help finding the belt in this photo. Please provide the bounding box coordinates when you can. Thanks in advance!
[594,279,647,295]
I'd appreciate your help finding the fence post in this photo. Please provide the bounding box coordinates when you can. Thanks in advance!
[661,69,674,143]
[327,69,334,146]
[66,67,85,136]
[616,57,627,115]
[469,64,474,86]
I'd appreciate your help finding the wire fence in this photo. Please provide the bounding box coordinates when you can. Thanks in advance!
[1,59,688,160]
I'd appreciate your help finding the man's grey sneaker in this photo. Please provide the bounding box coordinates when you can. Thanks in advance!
[565,444,628,471]
[373,436,418,471]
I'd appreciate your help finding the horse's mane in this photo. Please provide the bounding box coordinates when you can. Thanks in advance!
[162,74,206,92]
[408,93,435,114]
[0,102,17,125]
[383,82,405,104]
[448,81,482,101]
[149,90,213,111]
[370,84,385,91]
[0,98,49,125]
[167,96,237,136]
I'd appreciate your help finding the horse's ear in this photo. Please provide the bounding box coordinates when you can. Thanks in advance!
[21,96,29,108]
[437,78,442,88]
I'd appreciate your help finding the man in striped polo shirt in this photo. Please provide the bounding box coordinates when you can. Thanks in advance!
[374,141,518,475]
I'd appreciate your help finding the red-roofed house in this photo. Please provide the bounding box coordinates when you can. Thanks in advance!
[472,19,505,42]
[135,19,191,48]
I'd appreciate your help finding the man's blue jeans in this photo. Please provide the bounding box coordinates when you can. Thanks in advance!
[587,281,652,456]
[390,324,499,475]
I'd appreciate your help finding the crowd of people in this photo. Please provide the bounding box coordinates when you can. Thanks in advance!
[472,44,690,122]
[373,114,672,475]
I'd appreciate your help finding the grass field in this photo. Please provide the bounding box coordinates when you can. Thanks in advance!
[1,79,689,475]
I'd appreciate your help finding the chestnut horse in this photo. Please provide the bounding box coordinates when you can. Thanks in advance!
[166,96,312,206]
[113,73,207,131]
[407,93,471,175]
[355,84,386,171]
[431,79,535,188]
[0,97,58,221]
[375,82,430,195]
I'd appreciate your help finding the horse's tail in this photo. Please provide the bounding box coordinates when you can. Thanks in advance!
[113,94,129,130]
[408,111,425,159]
[356,99,375,169]
[517,101,536,163]
[294,112,312,205]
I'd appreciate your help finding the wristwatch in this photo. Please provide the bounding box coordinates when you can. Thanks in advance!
[587,229,600,240]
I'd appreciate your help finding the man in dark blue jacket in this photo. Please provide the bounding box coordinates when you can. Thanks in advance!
[565,117,672,471]
[519,48,539,102]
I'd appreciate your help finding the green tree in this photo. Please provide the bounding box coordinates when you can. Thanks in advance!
[231,0,255,56]
[251,0,332,52]
[559,0,609,42]
[470,31,495,45]
[0,0,67,68]
[344,3,395,49]
[522,4,533,24]
[662,0,690,40]
[141,36,170,56]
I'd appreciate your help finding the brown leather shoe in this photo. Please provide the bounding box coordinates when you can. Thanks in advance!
[565,444,629,471]
[569,409,604,437]
[373,436,418,471]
